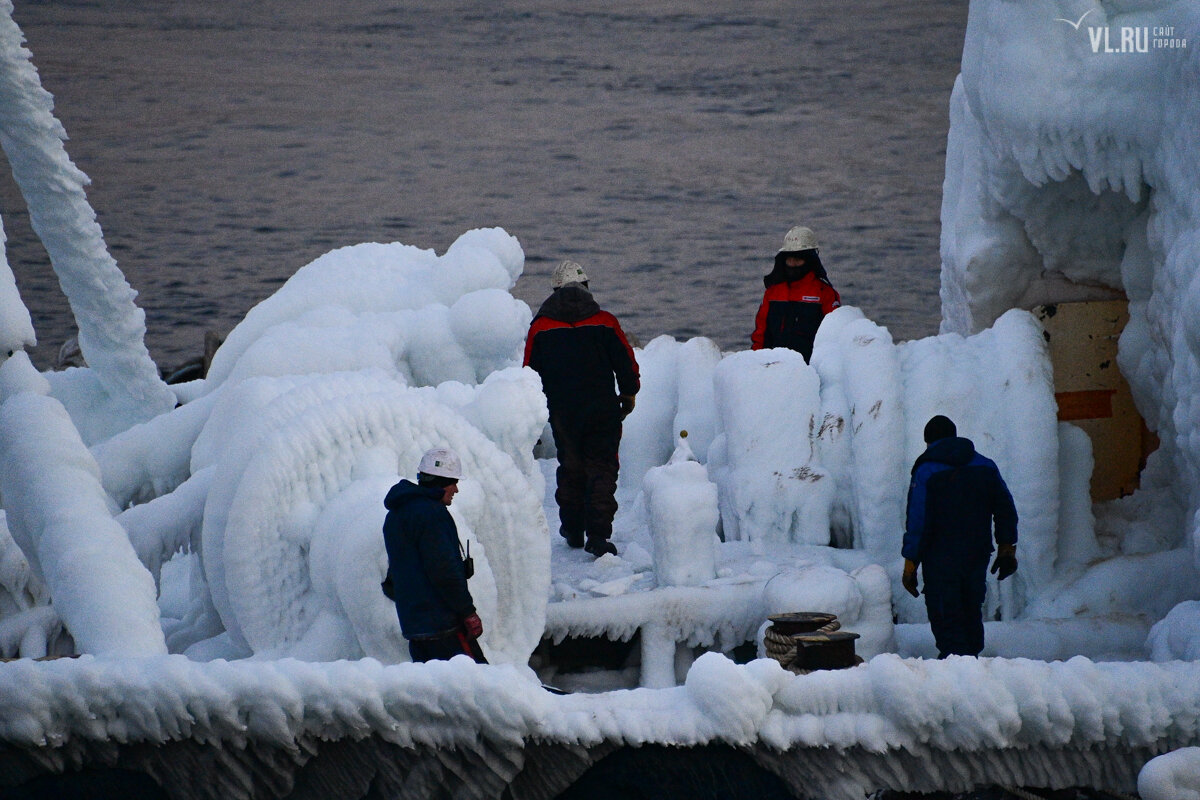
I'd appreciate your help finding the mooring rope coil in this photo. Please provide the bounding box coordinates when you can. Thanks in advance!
[763,620,841,672]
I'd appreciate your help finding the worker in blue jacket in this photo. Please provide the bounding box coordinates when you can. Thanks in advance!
[902,415,1018,658]
[382,447,486,663]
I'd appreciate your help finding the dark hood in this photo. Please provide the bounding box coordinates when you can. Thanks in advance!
[912,436,977,473]
[384,479,442,511]
[535,283,601,324]
[764,249,829,288]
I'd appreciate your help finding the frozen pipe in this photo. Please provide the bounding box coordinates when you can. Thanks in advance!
[673,642,696,681]
[0,215,34,358]
[0,354,167,656]
[639,622,677,689]
[0,605,58,659]
[645,434,718,587]
[0,1,174,419]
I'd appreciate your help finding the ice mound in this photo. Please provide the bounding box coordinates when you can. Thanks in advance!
[202,228,529,391]
[1,229,552,665]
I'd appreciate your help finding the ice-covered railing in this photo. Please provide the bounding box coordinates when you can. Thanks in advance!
[941,2,1200,587]
[611,307,1078,629]
[0,652,1196,799]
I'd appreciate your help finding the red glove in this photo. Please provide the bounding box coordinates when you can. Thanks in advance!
[463,613,483,639]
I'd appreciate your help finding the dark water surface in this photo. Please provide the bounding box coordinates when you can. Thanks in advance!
[2,0,966,371]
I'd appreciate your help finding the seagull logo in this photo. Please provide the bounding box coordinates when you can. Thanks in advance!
[1055,9,1094,29]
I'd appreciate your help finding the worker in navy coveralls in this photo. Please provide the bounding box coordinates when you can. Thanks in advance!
[902,415,1019,658]
[524,260,640,558]
[382,447,486,663]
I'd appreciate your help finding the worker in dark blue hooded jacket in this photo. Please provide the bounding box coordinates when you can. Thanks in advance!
[902,415,1018,658]
[382,446,486,663]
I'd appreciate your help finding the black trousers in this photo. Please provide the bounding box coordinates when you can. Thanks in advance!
[923,563,988,658]
[408,630,487,664]
[551,411,622,544]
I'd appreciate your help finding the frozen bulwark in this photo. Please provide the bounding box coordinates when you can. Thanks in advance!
[0,652,1192,800]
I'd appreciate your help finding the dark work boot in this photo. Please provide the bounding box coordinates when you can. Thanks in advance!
[559,527,585,549]
[584,538,618,557]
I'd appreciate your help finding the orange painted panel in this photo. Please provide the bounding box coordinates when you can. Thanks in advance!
[1056,389,1116,421]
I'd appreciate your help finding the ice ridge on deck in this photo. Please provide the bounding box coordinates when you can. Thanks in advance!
[0,653,1195,799]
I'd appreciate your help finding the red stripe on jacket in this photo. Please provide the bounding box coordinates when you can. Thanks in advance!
[523,310,640,397]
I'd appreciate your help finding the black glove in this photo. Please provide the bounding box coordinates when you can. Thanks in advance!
[990,544,1017,581]
[618,394,636,419]
[380,576,395,600]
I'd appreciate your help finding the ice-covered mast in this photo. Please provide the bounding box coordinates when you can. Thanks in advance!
[0,0,169,655]
[0,0,173,416]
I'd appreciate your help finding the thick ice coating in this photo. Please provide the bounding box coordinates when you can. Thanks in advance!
[942,0,1200,580]
[2,1,1200,794]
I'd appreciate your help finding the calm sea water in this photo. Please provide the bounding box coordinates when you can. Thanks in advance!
[2,0,966,372]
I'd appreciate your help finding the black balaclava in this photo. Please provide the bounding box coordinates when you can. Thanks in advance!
[764,248,828,288]
[418,474,459,489]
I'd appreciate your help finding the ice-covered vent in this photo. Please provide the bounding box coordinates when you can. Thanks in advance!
[643,437,718,587]
[941,2,1200,567]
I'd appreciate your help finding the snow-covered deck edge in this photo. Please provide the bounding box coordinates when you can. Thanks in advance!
[0,653,1195,799]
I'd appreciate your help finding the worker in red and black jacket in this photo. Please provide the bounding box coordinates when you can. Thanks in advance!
[523,260,640,558]
[751,226,841,362]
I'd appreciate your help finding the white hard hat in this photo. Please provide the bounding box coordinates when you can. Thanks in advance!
[418,447,462,480]
[779,226,819,253]
[551,260,589,289]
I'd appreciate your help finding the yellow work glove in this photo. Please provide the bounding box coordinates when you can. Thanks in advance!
[618,394,636,419]
[902,559,919,598]
[990,543,1017,580]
